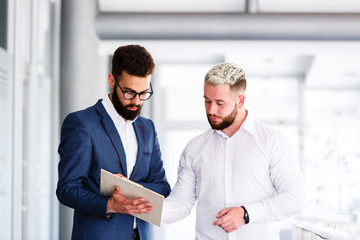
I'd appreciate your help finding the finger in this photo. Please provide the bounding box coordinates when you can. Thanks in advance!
[223,226,236,233]
[213,217,225,226]
[113,186,121,194]
[134,201,152,210]
[138,205,154,213]
[218,219,231,228]
[115,173,125,178]
[136,201,152,207]
[216,208,230,218]
[129,208,152,214]
[132,197,146,205]
[129,205,154,214]
[112,186,127,201]
[213,213,230,226]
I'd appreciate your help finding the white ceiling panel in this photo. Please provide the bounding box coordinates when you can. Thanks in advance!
[98,0,246,12]
[259,0,360,13]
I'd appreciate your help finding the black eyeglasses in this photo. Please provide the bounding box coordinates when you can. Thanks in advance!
[114,78,153,101]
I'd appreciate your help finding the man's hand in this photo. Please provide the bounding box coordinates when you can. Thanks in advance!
[213,207,245,233]
[107,185,153,215]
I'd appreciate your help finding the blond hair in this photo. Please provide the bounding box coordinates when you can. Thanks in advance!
[205,62,246,92]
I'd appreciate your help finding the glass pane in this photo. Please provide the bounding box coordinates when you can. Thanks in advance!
[304,89,360,213]
[245,77,299,122]
[163,87,206,121]
[0,47,12,240]
[35,76,52,239]
[158,64,211,121]
[33,2,53,238]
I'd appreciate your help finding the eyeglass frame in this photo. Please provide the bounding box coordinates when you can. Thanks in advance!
[114,76,153,101]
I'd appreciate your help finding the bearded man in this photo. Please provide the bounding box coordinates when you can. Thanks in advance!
[162,62,305,240]
[56,45,171,240]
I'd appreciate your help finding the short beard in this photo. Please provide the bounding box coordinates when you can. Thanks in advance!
[207,104,237,130]
[112,86,142,121]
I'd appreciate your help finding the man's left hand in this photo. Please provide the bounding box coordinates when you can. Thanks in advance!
[213,207,245,233]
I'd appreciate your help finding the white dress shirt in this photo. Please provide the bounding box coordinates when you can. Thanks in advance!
[162,112,305,240]
[102,94,138,178]
[102,95,138,228]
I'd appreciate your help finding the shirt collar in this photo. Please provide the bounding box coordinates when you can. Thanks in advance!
[240,110,255,135]
[214,110,255,138]
[102,93,137,124]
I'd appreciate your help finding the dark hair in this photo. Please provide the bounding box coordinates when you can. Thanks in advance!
[111,45,155,79]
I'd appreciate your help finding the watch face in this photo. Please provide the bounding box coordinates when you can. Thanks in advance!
[241,206,249,224]
[244,212,249,223]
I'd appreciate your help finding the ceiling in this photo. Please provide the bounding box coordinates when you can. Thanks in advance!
[95,0,360,89]
[98,0,360,13]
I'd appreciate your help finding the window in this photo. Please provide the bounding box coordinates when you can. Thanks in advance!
[304,89,360,213]
[0,45,12,240]
[1,0,60,239]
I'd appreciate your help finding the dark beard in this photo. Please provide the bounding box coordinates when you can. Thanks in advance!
[207,104,237,130]
[112,86,142,120]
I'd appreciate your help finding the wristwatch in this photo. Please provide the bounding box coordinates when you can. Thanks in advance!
[241,206,249,224]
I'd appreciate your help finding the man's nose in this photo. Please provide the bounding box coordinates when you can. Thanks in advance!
[207,103,217,115]
[131,95,142,105]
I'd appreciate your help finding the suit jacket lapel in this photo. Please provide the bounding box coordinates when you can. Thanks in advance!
[130,119,145,180]
[95,100,128,177]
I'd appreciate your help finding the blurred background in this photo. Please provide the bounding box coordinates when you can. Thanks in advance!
[1,0,360,239]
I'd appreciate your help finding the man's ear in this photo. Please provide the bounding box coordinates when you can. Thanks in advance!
[108,74,115,89]
[238,94,245,108]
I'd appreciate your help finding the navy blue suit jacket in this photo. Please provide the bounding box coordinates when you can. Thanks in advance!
[56,100,171,240]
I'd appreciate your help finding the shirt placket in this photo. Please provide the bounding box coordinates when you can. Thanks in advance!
[225,137,236,240]
[224,137,233,207]
[124,123,131,177]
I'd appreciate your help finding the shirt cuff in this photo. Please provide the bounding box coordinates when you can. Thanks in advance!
[244,202,265,223]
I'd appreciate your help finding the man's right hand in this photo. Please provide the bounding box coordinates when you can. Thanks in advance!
[107,185,153,215]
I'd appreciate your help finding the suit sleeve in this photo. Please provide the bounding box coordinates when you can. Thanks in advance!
[56,113,109,218]
[138,121,171,198]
